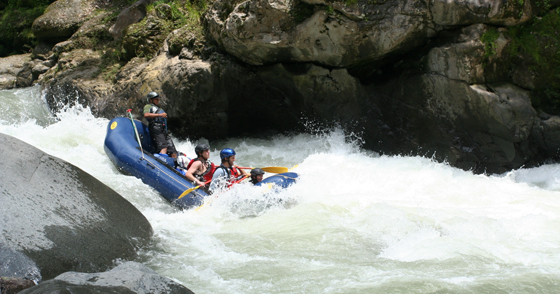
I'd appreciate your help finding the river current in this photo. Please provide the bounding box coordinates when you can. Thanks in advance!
[2,86,560,293]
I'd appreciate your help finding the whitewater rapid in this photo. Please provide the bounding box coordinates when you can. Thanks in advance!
[2,86,560,293]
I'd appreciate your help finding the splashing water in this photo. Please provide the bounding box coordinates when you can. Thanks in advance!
[2,86,560,293]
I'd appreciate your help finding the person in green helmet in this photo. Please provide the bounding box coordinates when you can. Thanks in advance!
[143,91,177,158]
[249,168,265,184]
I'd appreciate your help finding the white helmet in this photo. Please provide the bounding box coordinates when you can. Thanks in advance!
[177,154,190,169]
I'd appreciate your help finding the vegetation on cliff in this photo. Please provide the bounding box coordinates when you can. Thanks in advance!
[0,0,56,56]
[121,0,207,60]
[482,6,560,114]
[509,8,560,113]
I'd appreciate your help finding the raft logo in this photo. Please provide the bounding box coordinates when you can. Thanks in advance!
[111,122,118,130]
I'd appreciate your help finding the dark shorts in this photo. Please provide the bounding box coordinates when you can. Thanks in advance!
[150,127,176,155]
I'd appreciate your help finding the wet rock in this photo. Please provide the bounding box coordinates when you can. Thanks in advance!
[0,244,42,283]
[0,276,36,294]
[0,133,153,280]
[19,262,194,294]
[15,62,34,88]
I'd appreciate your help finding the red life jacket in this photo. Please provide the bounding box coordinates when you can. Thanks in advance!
[227,167,243,187]
[215,164,243,188]
[230,166,241,178]
[186,158,216,182]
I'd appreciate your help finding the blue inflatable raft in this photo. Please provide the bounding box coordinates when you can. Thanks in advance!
[104,116,298,210]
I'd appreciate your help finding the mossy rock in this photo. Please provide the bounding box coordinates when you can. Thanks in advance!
[69,10,117,51]
[121,15,172,60]
[167,27,204,56]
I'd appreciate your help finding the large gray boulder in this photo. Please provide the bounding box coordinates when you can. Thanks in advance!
[19,262,194,294]
[204,0,434,67]
[32,0,96,39]
[0,133,153,281]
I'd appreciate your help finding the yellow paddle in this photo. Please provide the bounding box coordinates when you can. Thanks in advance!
[238,166,288,173]
[177,179,211,200]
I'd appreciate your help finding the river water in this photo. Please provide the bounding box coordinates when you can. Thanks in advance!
[2,86,560,293]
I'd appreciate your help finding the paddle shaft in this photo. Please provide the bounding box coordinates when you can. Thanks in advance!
[238,166,288,173]
[232,174,249,185]
[127,109,144,158]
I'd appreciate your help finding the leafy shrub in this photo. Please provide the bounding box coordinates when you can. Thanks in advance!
[0,0,56,56]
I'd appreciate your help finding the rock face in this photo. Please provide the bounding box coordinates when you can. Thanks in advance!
[429,0,532,26]
[0,244,42,283]
[109,0,155,38]
[0,54,31,89]
[2,0,560,173]
[367,24,543,172]
[205,0,433,68]
[0,276,36,294]
[31,0,96,39]
[19,262,194,294]
[204,0,531,70]
[0,133,153,281]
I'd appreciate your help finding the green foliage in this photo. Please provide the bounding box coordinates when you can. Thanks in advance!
[146,0,207,27]
[121,0,210,60]
[481,26,500,58]
[180,0,208,38]
[151,0,208,38]
[506,9,560,112]
[535,0,553,13]
[0,0,56,56]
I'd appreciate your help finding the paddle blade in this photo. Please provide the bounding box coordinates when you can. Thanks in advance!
[261,166,288,173]
[178,186,199,199]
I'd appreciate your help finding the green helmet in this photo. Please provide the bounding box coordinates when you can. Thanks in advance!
[250,168,265,176]
[147,92,159,102]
